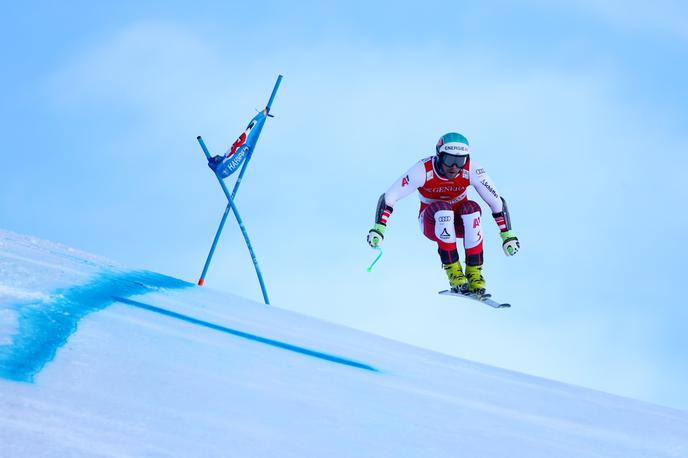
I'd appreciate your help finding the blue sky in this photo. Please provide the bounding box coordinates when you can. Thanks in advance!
[2,1,687,409]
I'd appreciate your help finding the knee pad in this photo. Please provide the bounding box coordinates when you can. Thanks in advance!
[461,211,483,250]
[435,210,456,244]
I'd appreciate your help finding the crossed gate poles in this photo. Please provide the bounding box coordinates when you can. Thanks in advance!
[196,75,283,305]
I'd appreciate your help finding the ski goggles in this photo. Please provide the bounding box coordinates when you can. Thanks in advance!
[438,152,468,168]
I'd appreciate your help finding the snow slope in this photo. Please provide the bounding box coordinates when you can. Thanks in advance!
[1,229,686,457]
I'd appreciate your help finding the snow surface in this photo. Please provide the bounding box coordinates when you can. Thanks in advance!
[1,229,686,457]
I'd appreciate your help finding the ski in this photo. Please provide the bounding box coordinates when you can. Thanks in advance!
[438,290,511,309]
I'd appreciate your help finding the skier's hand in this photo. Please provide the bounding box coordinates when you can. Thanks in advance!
[500,230,520,256]
[367,223,386,248]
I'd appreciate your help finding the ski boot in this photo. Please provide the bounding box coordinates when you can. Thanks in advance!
[443,261,468,293]
[465,265,487,296]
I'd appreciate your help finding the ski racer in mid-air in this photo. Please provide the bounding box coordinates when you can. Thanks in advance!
[367,132,520,296]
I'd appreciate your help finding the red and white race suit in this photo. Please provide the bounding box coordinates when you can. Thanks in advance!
[379,156,508,266]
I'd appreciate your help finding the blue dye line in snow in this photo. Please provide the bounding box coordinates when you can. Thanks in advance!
[113,297,379,372]
[0,271,191,383]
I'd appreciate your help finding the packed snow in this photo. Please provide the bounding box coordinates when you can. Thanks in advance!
[1,229,686,457]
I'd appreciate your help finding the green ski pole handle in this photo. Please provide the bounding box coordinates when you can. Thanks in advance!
[367,247,383,272]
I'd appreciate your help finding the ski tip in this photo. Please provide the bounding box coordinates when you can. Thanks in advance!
[197,278,205,286]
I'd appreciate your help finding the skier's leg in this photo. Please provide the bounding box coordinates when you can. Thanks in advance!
[420,202,466,290]
[456,201,486,293]
[420,202,458,262]
[456,201,483,266]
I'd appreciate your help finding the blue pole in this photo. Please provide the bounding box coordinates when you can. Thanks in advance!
[231,151,252,201]
[196,136,270,305]
[198,203,231,286]
[266,75,283,113]
[230,75,282,199]
[195,75,282,303]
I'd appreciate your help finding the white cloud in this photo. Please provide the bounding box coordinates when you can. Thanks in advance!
[48,21,252,128]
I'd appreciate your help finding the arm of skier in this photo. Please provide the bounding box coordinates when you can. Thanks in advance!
[367,162,426,248]
[469,163,520,256]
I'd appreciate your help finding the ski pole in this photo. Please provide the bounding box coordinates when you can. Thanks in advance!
[366,247,383,272]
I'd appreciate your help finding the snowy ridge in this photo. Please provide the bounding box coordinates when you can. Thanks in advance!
[0,229,687,457]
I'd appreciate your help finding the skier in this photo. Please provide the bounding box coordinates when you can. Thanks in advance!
[367,132,520,295]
